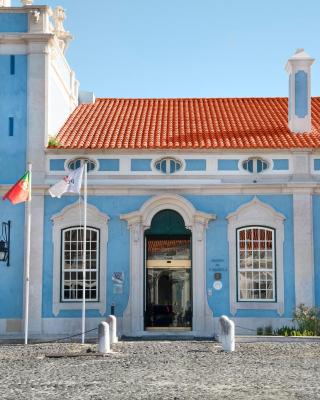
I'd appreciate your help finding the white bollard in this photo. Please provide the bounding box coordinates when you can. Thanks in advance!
[219,315,235,352]
[98,321,110,354]
[106,315,118,344]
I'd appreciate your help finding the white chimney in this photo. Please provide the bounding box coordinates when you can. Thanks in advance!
[285,49,314,133]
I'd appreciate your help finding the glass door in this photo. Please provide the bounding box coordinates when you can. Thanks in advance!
[145,238,192,330]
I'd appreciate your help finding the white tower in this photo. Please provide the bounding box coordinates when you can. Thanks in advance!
[285,49,314,133]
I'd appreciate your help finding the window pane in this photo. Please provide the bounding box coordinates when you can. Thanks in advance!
[62,227,99,301]
[237,227,275,301]
[170,160,175,173]
[160,160,166,173]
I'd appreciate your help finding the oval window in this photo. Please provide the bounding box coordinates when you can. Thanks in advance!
[242,158,268,173]
[68,158,96,173]
[154,158,182,174]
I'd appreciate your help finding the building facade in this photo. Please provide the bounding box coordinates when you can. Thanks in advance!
[0,2,319,338]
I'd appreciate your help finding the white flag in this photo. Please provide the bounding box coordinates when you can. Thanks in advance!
[49,165,84,198]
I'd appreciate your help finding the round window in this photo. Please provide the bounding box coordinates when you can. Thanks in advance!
[68,158,96,172]
[242,158,269,173]
[154,158,182,174]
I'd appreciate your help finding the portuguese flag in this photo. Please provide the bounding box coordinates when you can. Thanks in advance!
[3,170,31,205]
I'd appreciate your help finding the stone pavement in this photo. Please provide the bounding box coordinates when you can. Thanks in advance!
[0,340,319,399]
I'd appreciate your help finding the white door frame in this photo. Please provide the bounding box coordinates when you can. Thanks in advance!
[121,194,215,336]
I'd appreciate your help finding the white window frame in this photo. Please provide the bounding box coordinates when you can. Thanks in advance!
[51,201,109,316]
[227,197,285,316]
[154,157,183,175]
[67,158,97,173]
[242,157,269,174]
[237,226,276,302]
[61,226,100,302]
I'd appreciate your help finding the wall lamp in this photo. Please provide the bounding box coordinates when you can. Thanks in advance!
[0,221,11,267]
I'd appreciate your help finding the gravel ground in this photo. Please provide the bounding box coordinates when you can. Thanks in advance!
[0,340,319,400]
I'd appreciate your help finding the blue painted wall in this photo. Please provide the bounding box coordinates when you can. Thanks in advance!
[295,70,308,118]
[0,55,27,184]
[0,201,25,318]
[218,159,239,171]
[0,13,28,32]
[273,159,289,171]
[50,159,66,171]
[313,196,320,307]
[42,194,295,320]
[0,53,27,320]
[131,159,152,171]
[98,159,119,171]
[185,194,294,318]
[314,159,320,171]
[42,195,151,318]
[185,159,206,171]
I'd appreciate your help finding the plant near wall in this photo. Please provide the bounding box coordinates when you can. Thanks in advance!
[293,304,320,336]
[48,136,61,147]
[273,326,314,336]
[257,327,264,335]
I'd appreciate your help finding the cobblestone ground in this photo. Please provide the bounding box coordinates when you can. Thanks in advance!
[0,340,319,399]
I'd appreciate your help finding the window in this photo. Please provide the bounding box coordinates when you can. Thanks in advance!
[68,158,96,172]
[154,158,182,174]
[52,201,109,316]
[237,227,275,301]
[227,197,285,316]
[62,227,99,301]
[242,158,269,173]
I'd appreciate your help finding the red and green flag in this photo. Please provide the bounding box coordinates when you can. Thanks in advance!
[3,171,31,205]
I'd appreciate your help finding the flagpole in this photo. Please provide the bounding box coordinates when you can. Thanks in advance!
[81,161,87,344]
[24,162,32,345]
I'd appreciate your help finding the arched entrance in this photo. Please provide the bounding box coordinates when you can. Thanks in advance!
[145,210,192,330]
[121,194,215,337]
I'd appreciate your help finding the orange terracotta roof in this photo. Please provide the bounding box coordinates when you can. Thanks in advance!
[54,97,320,150]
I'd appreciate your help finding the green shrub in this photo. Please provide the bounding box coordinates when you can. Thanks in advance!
[274,305,320,336]
[48,136,61,147]
[263,325,273,335]
[257,327,263,335]
[273,326,296,336]
[293,304,320,336]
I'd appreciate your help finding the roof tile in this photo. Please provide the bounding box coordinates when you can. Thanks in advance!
[54,97,320,150]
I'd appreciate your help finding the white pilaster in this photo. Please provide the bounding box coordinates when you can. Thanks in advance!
[122,216,145,335]
[27,40,50,183]
[192,215,214,335]
[293,190,314,307]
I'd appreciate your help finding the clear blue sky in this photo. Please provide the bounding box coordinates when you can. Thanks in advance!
[13,0,320,98]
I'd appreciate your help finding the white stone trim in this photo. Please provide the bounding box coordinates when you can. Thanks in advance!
[292,190,314,307]
[120,194,215,337]
[51,201,109,316]
[45,152,294,178]
[227,197,285,316]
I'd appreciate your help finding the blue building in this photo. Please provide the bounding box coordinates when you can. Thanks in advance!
[0,1,319,338]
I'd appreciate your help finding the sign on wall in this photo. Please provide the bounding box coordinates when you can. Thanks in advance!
[112,272,124,294]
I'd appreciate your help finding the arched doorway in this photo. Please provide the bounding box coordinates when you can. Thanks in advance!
[121,194,215,337]
[145,210,192,330]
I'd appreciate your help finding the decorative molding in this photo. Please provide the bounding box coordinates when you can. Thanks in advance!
[120,194,215,336]
[29,9,40,24]
[52,6,72,53]
[51,201,109,316]
[227,197,286,316]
